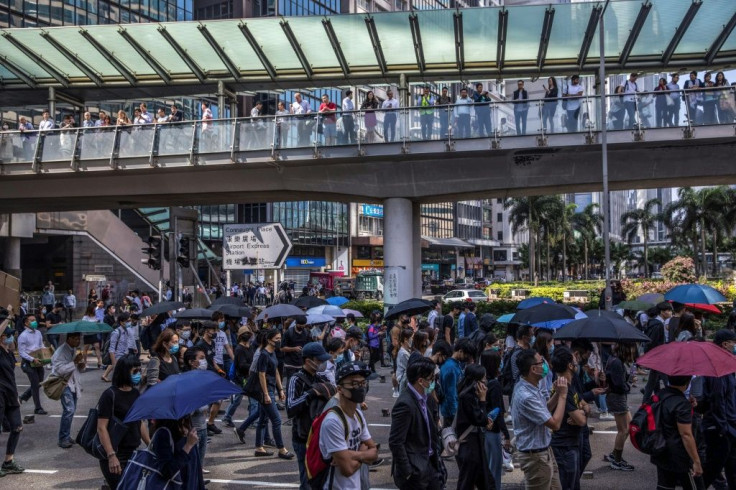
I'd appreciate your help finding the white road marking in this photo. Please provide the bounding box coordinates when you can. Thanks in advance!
[209,481,394,490]
[24,469,58,474]
[368,423,391,427]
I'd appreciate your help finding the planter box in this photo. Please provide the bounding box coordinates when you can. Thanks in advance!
[511,289,531,298]
[563,290,590,303]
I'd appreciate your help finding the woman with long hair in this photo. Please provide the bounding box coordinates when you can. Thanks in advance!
[702,72,718,125]
[653,77,670,128]
[182,347,210,474]
[715,71,734,123]
[542,76,559,133]
[361,91,379,143]
[676,312,697,342]
[144,417,203,490]
[456,364,495,489]
[605,342,636,472]
[481,350,510,488]
[146,328,181,387]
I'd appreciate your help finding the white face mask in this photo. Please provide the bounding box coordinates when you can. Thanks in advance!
[197,359,208,370]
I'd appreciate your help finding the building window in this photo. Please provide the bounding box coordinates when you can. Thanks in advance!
[496,213,502,222]
[497,231,503,241]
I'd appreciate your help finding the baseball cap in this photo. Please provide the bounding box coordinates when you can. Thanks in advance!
[714,329,736,346]
[346,326,364,341]
[336,361,372,384]
[302,342,331,362]
[237,325,251,339]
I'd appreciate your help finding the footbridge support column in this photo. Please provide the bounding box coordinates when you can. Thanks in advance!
[383,198,421,311]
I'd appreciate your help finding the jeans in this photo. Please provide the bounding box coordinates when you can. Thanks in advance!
[703,430,736,489]
[552,445,580,490]
[597,394,608,413]
[624,101,637,128]
[21,362,44,410]
[384,113,397,142]
[456,114,470,139]
[197,428,207,468]
[343,115,356,144]
[577,427,591,490]
[670,100,681,126]
[256,390,284,449]
[542,103,557,132]
[566,108,580,132]
[514,110,528,135]
[439,109,450,138]
[476,109,492,137]
[485,430,503,490]
[223,393,243,422]
[419,113,433,140]
[294,441,308,490]
[59,387,77,443]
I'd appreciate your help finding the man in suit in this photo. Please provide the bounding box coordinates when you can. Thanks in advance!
[389,357,443,490]
[513,80,529,135]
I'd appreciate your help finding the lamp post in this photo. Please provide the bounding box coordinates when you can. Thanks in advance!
[599,0,613,310]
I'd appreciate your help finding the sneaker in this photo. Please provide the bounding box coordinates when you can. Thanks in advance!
[369,458,384,468]
[603,452,614,462]
[34,408,48,415]
[222,418,235,428]
[207,424,222,435]
[1,460,24,474]
[503,462,514,472]
[263,438,277,448]
[283,419,292,426]
[276,402,286,411]
[599,412,614,421]
[234,428,246,444]
[58,440,74,449]
[392,389,399,398]
[610,459,635,471]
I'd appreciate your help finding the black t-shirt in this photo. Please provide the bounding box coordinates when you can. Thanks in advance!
[46,311,63,326]
[256,349,278,391]
[551,383,583,447]
[195,338,216,370]
[442,314,456,344]
[0,348,19,407]
[283,326,310,367]
[651,387,693,471]
[98,386,142,451]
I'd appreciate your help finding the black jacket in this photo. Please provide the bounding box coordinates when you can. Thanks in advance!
[645,318,666,352]
[389,387,442,488]
[285,369,329,443]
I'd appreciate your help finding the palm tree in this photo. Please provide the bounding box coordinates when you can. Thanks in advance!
[571,203,603,279]
[610,241,630,279]
[620,198,661,278]
[505,197,536,284]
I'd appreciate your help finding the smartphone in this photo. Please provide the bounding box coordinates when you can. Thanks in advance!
[487,407,500,421]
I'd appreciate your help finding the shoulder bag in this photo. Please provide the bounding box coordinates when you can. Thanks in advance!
[76,387,130,460]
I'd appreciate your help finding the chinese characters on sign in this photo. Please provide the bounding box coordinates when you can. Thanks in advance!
[384,268,399,307]
[222,223,292,270]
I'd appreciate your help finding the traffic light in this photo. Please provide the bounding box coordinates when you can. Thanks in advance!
[141,236,162,270]
[177,235,193,268]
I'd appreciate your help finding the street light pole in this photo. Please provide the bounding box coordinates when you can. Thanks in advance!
[599,0,613,310]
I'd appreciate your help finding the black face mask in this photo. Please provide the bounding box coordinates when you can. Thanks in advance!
[272,340,282,349]
[347,386,367,404]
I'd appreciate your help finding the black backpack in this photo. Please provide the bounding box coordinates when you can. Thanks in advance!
[499,347,520,396]
[629,391,674,456]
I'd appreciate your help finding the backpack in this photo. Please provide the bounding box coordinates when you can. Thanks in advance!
[101,327,123,366]
[305,406,364,490]
[629,391,673,456]
[499,347,520,396]
[468,329,487,360]
[117,427,184,490]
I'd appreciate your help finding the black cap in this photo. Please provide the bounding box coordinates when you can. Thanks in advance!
[346,326,364,341]
[336,361,372,384]
[302,342,332,362]
[2,326,15,337]
[714,329,736,346]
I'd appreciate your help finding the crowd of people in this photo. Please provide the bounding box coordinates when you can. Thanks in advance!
[1,283,736,489]
[3,71,736,163]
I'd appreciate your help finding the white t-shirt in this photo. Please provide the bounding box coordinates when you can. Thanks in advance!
[566,83,584,110]
[318,409,371,490]
[214,330,230,365]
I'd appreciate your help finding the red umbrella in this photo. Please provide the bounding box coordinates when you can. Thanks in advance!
[637,341,736,377]
[685,303,721,315]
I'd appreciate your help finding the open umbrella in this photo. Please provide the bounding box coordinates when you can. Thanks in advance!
[256,304,305,321]
[588,309,623,319]
[385,298,433,321]
[517,297,555,310]
[124,370,242,423]
[47,321,113,335]
[616,300,655,311]
[342,309,364,318]
[497,313,515,323]
[636,341,736,377]
[208,303,252,318]
[326,296,349,307]
[140,301,185,317]
[511,303,580,326]
[637,293,665,305]
[553,312,650,342]
[175,308,215,320]
[306,313,335,325]
[211,296,246,306]
[291,296,328,309]
[306,305,347,318]
[665,284,727,305]
[686,303,721,315]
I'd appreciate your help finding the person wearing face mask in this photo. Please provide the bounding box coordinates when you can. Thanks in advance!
[395,328,414,393]
[223,327,255,428]
[481,349,510,489]
[390,357,443,489]
[96,355,150,489]
[319,362,378,489]
[253,329,293,459]
[17,315,47,414]
[439,338,477,428]
[286,342,334,489]
[511,350,568,489]
[208,313,235,434]
[126,313,141,358]
[146,329,181,388]
[195,322,225,435]
[50,332,85,449]
[102,312,132,383]
[0,325,25,477]
[182,347,212,478]
[282,316,311,386]
[604,342,636,472]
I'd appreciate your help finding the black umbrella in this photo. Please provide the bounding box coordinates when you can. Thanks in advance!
[256,304,305,321]
[553,311,651,343]
[211,296,245,306]
[176,308,216,320]
[208,303,252,318]
[385,298,433,321]
[140,301,185,317]
[291,296,328,309]
[510,303,580,326]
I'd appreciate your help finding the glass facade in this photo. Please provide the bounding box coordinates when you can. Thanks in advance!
[198,204,236,241]
[421,203,454,238]
[272,201,348,247]
[1,0,192,27]
[277,0,339,16]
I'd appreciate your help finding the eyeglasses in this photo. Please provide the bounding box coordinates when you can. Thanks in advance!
[341,381,368,389]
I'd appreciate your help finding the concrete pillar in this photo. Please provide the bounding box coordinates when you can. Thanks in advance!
[383,198,414,308]
[217,81,226,119]
[412,202,422,297]
[3,237,21,280]
[48,87,56,123]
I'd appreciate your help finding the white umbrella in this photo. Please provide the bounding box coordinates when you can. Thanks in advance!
[306,305,346,318]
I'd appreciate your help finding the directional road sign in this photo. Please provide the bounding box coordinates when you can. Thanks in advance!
[222,223,292,270]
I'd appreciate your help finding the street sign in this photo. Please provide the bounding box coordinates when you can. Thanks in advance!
[222,223,292,270]
[83,274,107,282]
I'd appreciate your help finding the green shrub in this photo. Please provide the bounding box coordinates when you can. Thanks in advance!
[661,256,696,283]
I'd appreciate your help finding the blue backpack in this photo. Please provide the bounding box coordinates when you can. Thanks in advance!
[117,427,184,490]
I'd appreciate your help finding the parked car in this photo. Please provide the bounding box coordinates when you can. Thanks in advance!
[430,280,451,295]
[442,289,489,304]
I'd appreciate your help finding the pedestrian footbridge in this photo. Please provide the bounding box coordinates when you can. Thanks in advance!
[1,91,736,213]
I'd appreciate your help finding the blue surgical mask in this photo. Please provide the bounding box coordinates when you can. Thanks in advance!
[131,373,142,386]
[549,345,555,355]
[169,344,180,355]
[125,321,132,328]
[531,335,537,346]
[541,360,549,378]
[218,321,226,330]
[425,380,436,394]
[733,346,736,355]
[180,330,191,340]
[3,336,13,346]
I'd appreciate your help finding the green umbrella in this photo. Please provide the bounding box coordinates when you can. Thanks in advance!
[47,321,113,334]
[615,300,655,311]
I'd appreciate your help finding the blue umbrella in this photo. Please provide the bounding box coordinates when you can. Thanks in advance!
[664,284,727,305]
[326,296,349,306]
[124,370,242,423]
[517,297,556,310]
[497,313,515,323]
[531,311,587,330]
